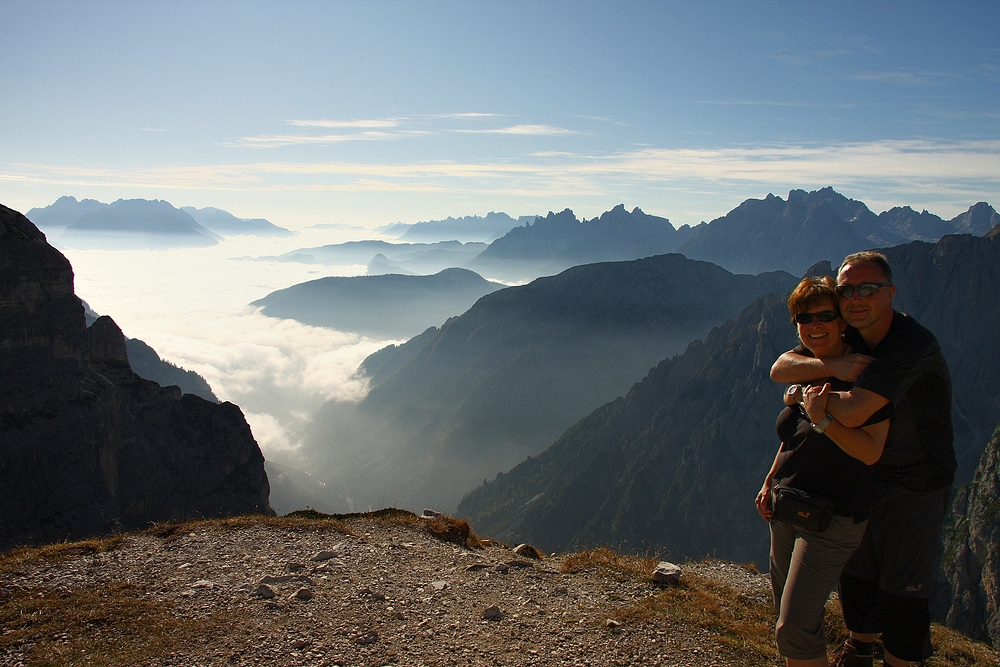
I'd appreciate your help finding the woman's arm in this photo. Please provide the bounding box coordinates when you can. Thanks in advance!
[802,383,888,465]
[755,443,785,521]
[771,349,874,383]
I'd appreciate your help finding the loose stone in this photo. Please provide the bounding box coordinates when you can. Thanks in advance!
[483,605,503,621]
[253,584,276,599]
[356,631,379,645]
[651,561,682,585]
[291,587,313,600]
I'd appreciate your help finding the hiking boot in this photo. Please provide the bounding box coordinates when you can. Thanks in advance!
[832,641,873,667]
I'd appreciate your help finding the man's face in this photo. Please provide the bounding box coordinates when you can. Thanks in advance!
[837,262,896,332]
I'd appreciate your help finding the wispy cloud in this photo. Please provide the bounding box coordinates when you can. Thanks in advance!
[846,69,964,87]
[228,131,427,148]
[434,112,504,119]
[228,117,419,148]
[288,119,400,128]
[453,124,579,135]
[691,99,858,109]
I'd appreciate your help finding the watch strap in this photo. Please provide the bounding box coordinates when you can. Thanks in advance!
[811,413,833,434]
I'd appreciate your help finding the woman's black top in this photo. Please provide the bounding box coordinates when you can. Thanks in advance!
[774,373,893,521]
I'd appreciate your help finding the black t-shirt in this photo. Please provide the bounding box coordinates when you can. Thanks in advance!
[774,369,893,520]
[846,311,956,492]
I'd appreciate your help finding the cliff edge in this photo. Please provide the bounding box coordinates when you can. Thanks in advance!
[0,203,271,550]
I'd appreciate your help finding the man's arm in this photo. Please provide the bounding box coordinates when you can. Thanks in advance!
[803,384,889,462]
[823,387,889,428]
[770,350,874,383]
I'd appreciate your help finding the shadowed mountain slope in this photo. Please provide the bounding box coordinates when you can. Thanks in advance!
[303,254,797,513]
[252,268,504,338]
[457,294,794,565]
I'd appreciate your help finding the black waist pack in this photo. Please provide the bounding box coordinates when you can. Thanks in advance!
[771,483,835,532]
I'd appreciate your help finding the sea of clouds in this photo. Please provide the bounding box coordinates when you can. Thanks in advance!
[55,228,401,467]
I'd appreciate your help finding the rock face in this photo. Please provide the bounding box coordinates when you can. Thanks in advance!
[940,422,1000,649]
[0,204,271,550]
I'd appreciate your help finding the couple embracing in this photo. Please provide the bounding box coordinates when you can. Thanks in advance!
[758,251,955,667]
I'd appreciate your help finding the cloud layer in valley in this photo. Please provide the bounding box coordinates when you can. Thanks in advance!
[58,231,398,467]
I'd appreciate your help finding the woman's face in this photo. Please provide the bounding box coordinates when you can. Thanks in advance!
[795,299,847,358]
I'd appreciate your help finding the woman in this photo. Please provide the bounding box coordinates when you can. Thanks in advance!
[756,276,892,667]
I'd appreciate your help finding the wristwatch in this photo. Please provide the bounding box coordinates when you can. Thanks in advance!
[786,384,803,403]
[811,413,833,434]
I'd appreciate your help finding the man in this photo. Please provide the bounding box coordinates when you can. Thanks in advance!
[771,251,955,667]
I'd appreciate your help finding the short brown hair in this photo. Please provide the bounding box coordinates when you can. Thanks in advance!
[839,251,893,284]
[787,276,838,322]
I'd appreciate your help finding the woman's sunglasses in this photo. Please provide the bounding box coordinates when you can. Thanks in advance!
[835,282,891,299]
[794,310,840,324]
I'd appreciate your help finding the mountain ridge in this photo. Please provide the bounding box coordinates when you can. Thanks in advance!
[303,254,797,513]
[252,267,504,339]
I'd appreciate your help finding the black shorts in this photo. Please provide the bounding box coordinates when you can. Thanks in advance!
[838,483,951,661]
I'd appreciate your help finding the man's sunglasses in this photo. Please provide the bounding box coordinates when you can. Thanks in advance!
[794,310,840,324]
[835,282,891,299]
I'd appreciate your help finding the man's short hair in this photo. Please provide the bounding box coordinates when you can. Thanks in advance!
[839,251,893,284]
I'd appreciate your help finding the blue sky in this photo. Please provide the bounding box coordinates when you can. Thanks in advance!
[2,0,998,229]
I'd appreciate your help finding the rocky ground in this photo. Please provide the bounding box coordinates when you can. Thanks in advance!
[0,511,777,667]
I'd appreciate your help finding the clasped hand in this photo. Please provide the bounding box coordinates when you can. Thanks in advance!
[801,383,831,424]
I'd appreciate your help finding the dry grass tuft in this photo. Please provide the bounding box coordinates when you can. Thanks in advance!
[425,515,480,547]
[0,535,124,575]
[610,570,778,665]
[0,582,233,665]
[560,547,660,581]
[925,623,1000,666]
